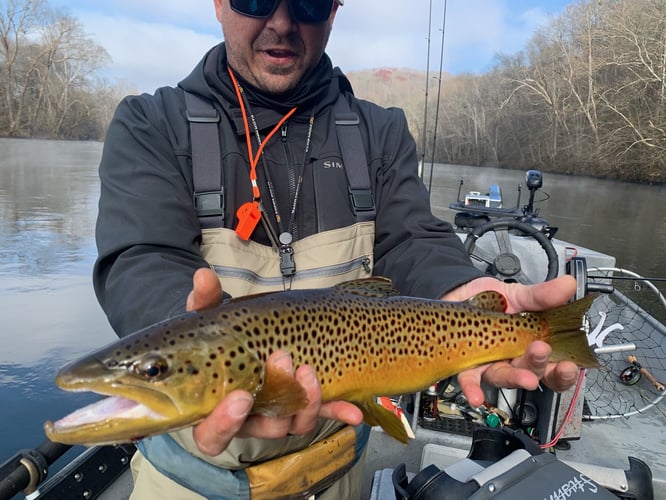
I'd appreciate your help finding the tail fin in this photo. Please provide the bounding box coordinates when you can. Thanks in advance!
[541,294,600,368]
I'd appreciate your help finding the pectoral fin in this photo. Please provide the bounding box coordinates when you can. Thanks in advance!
[357,399,409,444]
[252,364,309,417]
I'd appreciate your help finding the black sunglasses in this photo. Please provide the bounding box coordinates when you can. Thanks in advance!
[230,0,337,24]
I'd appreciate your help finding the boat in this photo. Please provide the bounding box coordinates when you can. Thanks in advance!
[1,170,664,499]
[364,170,666,499]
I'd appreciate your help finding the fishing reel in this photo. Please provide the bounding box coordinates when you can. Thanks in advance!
[620,365,641,386]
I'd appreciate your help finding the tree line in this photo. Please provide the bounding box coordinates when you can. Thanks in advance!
[0,0,126,140]
[2,0,664,183]
[350,0,666,184]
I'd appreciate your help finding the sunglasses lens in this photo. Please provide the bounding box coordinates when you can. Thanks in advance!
[230,0,278,18]
[230,0,333,23]
[292,0,333,23]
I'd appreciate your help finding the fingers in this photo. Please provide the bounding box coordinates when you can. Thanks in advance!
[449,276,581,405]
[186,267,222,311]
[193,351,361,457]
[511,340,551,378]
[459,340,582,406]
[456,366,486,407]
[193,390,254,456]
[458,361,540,407]
[289,365,323,435]
[234,352,300,440]
[503,275,577,314]
[542,361,581,392]
[441,275,577,314]
[509,341,579,391]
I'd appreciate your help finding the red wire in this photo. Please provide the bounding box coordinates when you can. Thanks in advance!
[540,368,586,449]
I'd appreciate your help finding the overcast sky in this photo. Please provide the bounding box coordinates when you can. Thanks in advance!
[47,0,573,94]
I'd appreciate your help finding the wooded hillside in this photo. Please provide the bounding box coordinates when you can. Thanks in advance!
[348,0,666,183]
[1,0,664,182]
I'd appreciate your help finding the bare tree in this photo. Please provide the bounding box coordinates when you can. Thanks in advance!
[0,0,47,135]
[0,0,113,139]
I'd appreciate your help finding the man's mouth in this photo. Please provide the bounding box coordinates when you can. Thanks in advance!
[261,46,300,63]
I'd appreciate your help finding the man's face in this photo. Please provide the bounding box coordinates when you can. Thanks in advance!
[214,0,338,95]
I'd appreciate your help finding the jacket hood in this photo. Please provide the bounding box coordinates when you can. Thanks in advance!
[178,43,353,132]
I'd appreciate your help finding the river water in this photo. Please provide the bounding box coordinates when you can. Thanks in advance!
[0,138,665,477]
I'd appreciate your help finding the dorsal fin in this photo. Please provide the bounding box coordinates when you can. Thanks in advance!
[333,277,401,298]
[465,291,507,312]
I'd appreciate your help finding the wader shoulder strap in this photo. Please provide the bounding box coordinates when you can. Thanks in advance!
[184,91,224,229]
[186,91,376,229]
[334,96,376,222]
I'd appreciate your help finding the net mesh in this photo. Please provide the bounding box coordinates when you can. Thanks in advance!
[582,268,666,419]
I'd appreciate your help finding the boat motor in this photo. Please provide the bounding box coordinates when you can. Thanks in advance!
[521,169,553,233]
[523,170,542,214]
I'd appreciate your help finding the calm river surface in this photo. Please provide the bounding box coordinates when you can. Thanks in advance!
[1,138,665,475]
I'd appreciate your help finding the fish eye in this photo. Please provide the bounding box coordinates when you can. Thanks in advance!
[134,354,169,381]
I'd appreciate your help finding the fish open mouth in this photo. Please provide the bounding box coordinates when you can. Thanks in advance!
[48,396,167,432]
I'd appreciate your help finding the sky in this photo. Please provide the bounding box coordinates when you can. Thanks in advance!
[46,0,573,94]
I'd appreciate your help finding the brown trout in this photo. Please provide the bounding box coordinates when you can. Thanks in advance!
[44,278,598,445]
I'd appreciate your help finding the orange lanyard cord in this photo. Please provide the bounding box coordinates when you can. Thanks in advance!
[227,67,297,200]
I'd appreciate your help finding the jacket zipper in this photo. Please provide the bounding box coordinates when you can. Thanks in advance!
[212,255,373,289]
[281,123,298,240]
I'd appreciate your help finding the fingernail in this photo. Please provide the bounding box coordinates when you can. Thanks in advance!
[301,365,318,386]
[228,397,253,418]
[533,354,549,364]
[271,351,292,371]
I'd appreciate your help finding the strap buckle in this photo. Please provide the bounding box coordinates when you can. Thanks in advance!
[186,109,220,124]
[194,190,224,218]
[348,188,375,215]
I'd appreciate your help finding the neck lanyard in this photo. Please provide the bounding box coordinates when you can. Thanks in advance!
[261,116,315,239]
[228,67,296,241]
[227,68,315,287]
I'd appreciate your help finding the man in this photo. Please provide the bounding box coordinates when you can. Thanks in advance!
[94,0,580,498]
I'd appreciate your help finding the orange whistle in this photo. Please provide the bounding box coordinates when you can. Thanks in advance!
[235,201,261,240]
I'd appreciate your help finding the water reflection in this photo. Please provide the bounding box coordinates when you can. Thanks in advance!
[0,138,101,277]
[0,138,116,475]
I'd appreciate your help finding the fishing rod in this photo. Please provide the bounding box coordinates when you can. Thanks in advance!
[588,275,666,283]
[419,0,433,179]
[427,0,448,194]
[0,439,71,498]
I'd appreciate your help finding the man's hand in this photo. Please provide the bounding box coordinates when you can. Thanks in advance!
[186,268,363,456]
[442,275,581,407]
